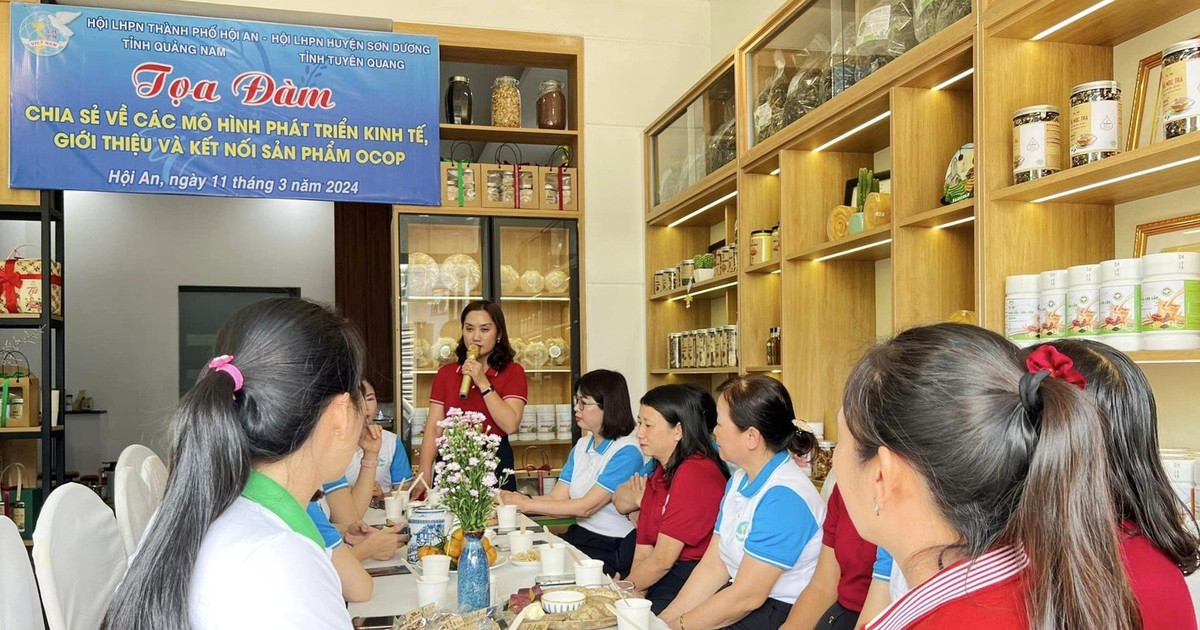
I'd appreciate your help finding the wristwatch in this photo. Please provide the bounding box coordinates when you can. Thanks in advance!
[480,386,496,397]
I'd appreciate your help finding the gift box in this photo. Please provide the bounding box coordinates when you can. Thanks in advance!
[0,358,38,429]
[538,165,578,212]
[1,463,41,540]
[440,160,481,208]
[0,247,62,316]
[482,163,537,210]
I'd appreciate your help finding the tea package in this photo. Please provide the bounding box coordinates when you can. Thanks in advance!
[914,0,971,43]
[784,34,833,126]
[856,0,916,72]
[755,50,789,142]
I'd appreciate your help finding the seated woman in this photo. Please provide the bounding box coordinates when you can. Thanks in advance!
[306,499,405,602]
[501,369,644,576]
[660,375,824,630]
[620,384,729,614]
[343,378,414,494]
[104,298,372,628]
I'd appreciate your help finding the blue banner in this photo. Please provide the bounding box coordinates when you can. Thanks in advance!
[10,5,439,204]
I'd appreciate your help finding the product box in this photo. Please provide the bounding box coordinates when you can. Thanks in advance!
[0,367,38,428]
[440,161,481,208]
[538,166,578,212]
[0,249,62,316]
[482,163,537,210]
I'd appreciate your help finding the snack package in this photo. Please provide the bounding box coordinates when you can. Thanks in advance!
[914,0,971,42]
[784,33,833,126]
[755,50,789,142]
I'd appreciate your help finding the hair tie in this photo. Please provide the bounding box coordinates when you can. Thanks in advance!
[1019,345,1087,424]
[1018,370,1051,420]
[208,355,244,396]
[791,418,814,434]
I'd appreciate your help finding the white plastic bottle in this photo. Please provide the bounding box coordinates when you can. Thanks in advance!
[1140,252,1200,350]
[1098,258,1143,351]
[1005,274,1041,347]
[1066,264,1101,341]
[1038,270,1069,341]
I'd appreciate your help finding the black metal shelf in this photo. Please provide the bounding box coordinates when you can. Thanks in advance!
[0,191,63,222]
[0,426,64,440]
[0,315,63,329]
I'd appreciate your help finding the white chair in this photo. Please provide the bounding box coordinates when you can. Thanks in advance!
[32,483,127,630]
[114,466,155,558]
[0,516,45,630]
[139,455,168,508]
[114,444,157,476]
[820,468,837,503]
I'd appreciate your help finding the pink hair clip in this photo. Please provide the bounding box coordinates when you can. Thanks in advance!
[208,355,244,394]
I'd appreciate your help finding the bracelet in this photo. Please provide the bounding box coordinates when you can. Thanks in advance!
[678,614,686,630]
[480,386,495,397]
[360,459,379,468]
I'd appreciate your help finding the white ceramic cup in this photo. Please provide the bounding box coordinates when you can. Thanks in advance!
[497,504,518,529]
[574,558,604,587]
[416,575,449,607]
[614,598,653,630]
[541,543,567,575]
[421,554,451,578]
[508,530,535,555]
[384,496,405,521]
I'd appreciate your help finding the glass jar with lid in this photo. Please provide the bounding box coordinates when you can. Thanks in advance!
[724,325,739,367]
[445,75,472,125]
[491,76,521,128]
[537,79,567,130]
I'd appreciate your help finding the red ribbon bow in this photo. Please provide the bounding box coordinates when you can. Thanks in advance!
[1025,345,1087,389]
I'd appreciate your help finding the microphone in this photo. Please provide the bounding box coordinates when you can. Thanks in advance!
[460,344,480,399]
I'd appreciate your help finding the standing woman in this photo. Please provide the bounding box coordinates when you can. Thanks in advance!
[660,375,825,630]
[419,300,526,492]
[103,298,367,629]
[1031,339,1199,628]
[624,384,730,613]
[501,369,644,575]
[835,323,1139,630]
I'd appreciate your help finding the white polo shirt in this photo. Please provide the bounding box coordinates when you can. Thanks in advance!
[188,473,351,629]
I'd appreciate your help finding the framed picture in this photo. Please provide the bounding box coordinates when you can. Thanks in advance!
[843,170,891,207]
[1133,213,1200,257]
[1127,36,1199,151]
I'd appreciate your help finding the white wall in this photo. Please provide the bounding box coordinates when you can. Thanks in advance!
[54,1,714,468]
[64,192,334,465]
[709,0,787,62]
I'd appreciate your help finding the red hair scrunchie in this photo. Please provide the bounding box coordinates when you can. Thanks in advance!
[1025,345,1087,389]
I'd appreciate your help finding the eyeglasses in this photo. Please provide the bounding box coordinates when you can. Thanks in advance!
[572,397,600,410]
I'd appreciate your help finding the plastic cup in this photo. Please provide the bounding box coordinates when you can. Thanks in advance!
[508,530,534,555]
[416,575,449,607]
[421,554,451,578]
[384,496,405,521]
[614,598,652,630]
[541,543,566,575]
[574,558,604,586]
[497,504,518,529]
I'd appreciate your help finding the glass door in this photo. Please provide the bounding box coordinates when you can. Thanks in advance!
[397,215,489,453]
[491,218,581,453]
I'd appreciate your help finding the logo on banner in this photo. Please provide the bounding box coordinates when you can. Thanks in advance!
[18,11,80,57]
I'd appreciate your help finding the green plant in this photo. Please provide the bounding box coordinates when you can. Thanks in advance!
[694,254,715,270]
[856,168,874,213]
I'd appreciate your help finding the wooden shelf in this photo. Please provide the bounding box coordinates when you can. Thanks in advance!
[510,439,573,446]
[1125,350,1200,365]
[411,368,571,375]
[501,295,572,302]
[790,225,893,262]
[646,164,738,228]
[983,0,1197,46]
[992,133,1200,206]
[744,260,781,275]
[649,367,740,375]
[439,123,578,146]
[651,273,738,302]
[0,425,63,439]
[0,313,63,329]
[899,199,976,228]
[395,205,581,220]
[404,294,483,301]
[744,365,783,373]
[741,16,974,173]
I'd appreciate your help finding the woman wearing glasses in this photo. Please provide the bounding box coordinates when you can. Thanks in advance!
[501,369,646,575]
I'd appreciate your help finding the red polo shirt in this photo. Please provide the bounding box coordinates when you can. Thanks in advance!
[636,455,727,562]
[429,360,527,436]
[1120,523,1197,630]
[824,486,878,611]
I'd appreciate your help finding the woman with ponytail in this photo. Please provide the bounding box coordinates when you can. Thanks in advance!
[836,323,1140,630]
[104,298,367,629]
[659,375,824,630]
[1030,339,1199,629]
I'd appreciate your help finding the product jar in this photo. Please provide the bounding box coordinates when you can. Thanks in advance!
[681,332,694,369]
[750,230,772,265]
[724,325,739,367]
[1162,39,1200,140]
[1140,252,1200,350]
[665,268,678,291]
[668,333,681,369]
[694,329,708,368]
[1069,81,1121,167]
[536,79,567,130]
[770,225,781,260]
[1038,269,1069,341]
[707,328,719,368]
[1012,105,1061,184]
[445,75,472,125]
[1098,258,1143,352]
[491,76,521,128]
[1066,264,1102,340]
[1005,274,1041,346]
[680,258,695,287]
[654,270,665,295]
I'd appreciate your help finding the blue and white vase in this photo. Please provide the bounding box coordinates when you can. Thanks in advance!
[456,530,490,612]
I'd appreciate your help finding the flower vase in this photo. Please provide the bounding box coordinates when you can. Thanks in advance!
[456,530,490,611]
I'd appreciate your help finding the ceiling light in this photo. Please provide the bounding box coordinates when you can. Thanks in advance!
[814,239,892,262]
[1032,0,1116,41]
[932,68,974,91]
[667,191,738,228]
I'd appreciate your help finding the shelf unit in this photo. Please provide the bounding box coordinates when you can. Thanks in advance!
[645,0,1200,443]
[0,191,67,500]
[391,23,586,476]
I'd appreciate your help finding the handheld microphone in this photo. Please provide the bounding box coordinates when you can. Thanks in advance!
[459,344,480,399]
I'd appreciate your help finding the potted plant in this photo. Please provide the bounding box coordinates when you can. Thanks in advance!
[693,253,716,282]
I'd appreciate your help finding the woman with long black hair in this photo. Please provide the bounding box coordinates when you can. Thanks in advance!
[104,298,367,629]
